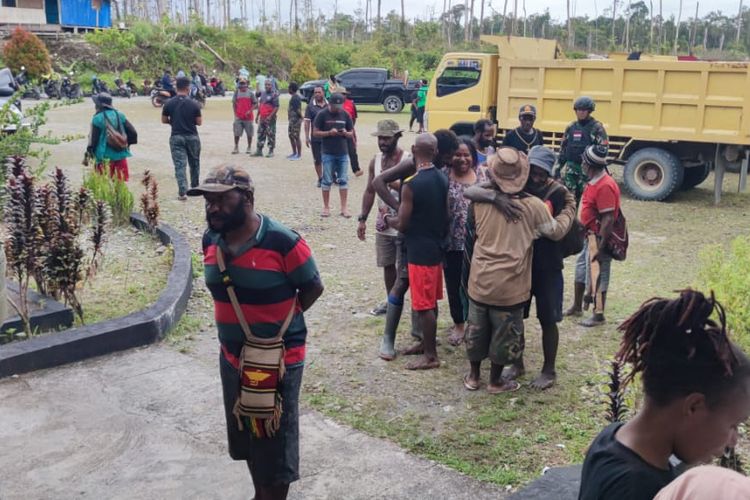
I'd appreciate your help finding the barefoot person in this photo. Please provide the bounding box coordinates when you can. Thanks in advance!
[519,145,575,390]
[357,119,406,317]
[188,164,324,500]
[383,133,448,370]
[579,289,750,500]
[313,93,353,218]
[462,147,575,393]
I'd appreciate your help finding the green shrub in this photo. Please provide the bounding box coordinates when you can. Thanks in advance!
[2,28,51,78]
[290,53,319,84]
[697,235,750,350]
[83,168,134,226]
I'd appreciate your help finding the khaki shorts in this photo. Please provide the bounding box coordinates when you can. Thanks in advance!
[233,119,254,138]
[375,232,397,268]
[465,299,525,366]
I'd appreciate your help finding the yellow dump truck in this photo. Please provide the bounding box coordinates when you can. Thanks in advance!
[425,36,750,201]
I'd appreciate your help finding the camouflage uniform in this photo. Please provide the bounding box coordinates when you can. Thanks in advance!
[464,301,525,366]
[558,118,608,202]
[169,134,201,197]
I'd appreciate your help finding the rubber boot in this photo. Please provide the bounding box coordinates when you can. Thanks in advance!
[379,301,403,361]
[564,282,585,317]
[581,292,607,327]
[410,308,423,341]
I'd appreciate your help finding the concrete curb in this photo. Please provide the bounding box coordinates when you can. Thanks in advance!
[0,213,193,378]
[2,282,74,336]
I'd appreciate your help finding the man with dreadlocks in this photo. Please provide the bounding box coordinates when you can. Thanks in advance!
[579,289,750,500]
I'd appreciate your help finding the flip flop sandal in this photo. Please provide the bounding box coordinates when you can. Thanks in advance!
[487,380,521,394]
[463,374,479,391]
[320,210,330,218]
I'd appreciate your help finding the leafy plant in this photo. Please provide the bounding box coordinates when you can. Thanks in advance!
[3,157,42,335]
[140,169,160,232]
[697,236,750,351]
[83,167,134,226]
[602,358,630,423]
[1,28,51,78]
[290,53,319,85]
[87,200,108,281]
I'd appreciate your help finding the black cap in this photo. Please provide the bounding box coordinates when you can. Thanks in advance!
[329,93,345,105]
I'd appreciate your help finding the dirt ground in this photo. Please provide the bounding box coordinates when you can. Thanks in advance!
[36,96,750,489]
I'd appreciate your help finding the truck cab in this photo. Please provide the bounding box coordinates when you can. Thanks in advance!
[426,53,497,137]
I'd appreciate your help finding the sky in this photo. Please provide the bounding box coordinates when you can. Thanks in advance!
[339,0,745,22]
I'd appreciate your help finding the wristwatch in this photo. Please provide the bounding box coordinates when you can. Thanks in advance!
[357,214,367,223]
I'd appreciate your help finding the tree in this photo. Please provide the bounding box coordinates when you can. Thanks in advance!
[1,28,52,78]
[674,0,683,54]
[290,52,318,83]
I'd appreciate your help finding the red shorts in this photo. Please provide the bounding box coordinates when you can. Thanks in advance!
[96,158,129,182]
[408,263,444,311]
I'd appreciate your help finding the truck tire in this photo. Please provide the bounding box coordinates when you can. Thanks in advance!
[383,95,403,113]
[623,147,684,201]
[680,163,710,190]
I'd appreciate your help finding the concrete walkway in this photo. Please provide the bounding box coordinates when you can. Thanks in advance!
[0,343,505,499]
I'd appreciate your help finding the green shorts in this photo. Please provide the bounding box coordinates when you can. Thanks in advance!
[465,299,525,366]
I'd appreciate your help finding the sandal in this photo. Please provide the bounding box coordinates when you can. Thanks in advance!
[463,374,479,391]
[486,380,521,394]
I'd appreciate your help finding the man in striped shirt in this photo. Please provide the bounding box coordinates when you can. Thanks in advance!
[188,164,324,499]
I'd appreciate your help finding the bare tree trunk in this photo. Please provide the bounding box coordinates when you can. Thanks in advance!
[625,2,631,50]
[479,0,485,36]
[736,0,744,43]
[401,0,406,37]
[674,0,683,54]
[512,0,518,35]
[464,0,470,42]
[567,0,573,47]
[649,0,655,47]
[469,0,475,40]
[689,1,699,52]
[113,0,122,20]
[376,0,381,30]
[703,24,708,49]
[659,0,664,51]
[502,0,509,34]
[611,0,618,46]
[719,31,725,50]
[522,0,527,36]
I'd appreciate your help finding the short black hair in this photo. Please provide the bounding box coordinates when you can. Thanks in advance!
[289,82,299,92]
[618,289,750,408]
[434,129,460,158]
[421,79,428,85]
[176,76,191,90]
[474,119,494,134]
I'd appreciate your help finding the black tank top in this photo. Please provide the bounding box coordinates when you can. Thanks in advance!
[404,166,449,266]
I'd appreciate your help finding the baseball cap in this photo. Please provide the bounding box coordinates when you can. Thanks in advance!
[519,104,537,117]
[329,93,345,105]
[186,164,255,196]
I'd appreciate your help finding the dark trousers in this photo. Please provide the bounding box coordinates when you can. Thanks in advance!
[169,134,201,197]
[443,250,467,325]
[347,136,360,173]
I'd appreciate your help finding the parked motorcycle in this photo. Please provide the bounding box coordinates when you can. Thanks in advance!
[0,67,24,133]
[113,78,132,98]
[60,72,81,99]
[91,76,109,95]
[126,79,138,96]
[42,76,61,99]
[15,67,41,100]
[150,83,172,107]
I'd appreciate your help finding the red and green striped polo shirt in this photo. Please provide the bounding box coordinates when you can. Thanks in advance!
[203,215,320,367]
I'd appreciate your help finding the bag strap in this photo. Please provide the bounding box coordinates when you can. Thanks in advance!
[215,245,296,343]
[543,182,563,202]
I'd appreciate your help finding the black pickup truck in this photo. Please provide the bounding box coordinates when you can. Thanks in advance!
[299,68,420,113]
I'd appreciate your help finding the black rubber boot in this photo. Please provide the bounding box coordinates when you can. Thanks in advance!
[379,302,402,360]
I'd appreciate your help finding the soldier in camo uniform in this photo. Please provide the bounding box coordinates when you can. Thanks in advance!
[557,96,609,203]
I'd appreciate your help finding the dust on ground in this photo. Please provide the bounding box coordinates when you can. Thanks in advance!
[37,96,750,488]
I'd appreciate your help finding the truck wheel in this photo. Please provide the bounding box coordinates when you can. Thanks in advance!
[383,95,403,113]
[680,163,710,190]
[623,147,684,201]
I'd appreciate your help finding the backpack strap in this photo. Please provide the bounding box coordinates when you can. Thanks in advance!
[543,181,563,202]
[215,245,295,343]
